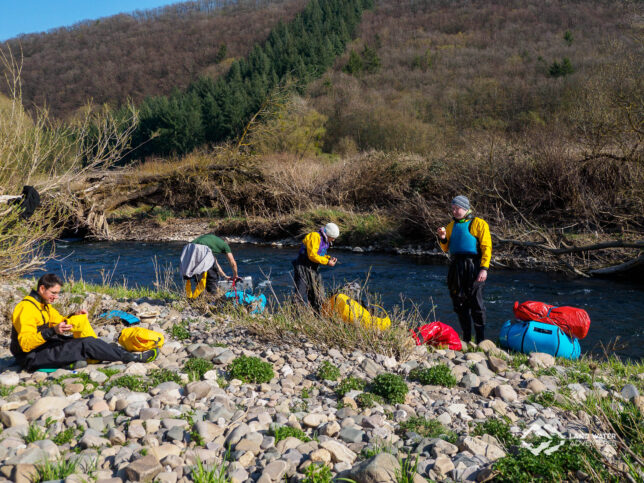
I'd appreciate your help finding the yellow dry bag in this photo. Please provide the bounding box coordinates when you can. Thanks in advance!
[323,293,391,330]
[118,327,164,352]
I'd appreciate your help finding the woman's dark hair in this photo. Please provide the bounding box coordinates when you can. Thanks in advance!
[37,273,63,290]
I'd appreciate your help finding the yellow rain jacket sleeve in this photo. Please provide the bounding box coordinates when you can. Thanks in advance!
[439,217,492,269]
[303,231,330,265]
[12,295,65,353]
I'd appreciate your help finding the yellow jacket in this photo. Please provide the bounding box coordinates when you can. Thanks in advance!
[301,231,330,265]
[11,292,65,353]
[439,217,492,268]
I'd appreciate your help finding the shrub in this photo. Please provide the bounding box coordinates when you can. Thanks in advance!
[303,463,333,483]
[270,425,311,443]
[356,392,384,408]
[472,419,519,447]
[228,355,274,384]
[317,361,341,381]
[370,373,408,404]
[409,365,457,387]
[548,58,574,77]
[335,376,366,397]
[184,358,215,381]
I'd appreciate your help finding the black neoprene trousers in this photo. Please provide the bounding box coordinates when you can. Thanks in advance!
[22,337,136,371]
[448,255,486,343]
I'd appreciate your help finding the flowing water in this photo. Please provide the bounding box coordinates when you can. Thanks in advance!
[41,240,644,360]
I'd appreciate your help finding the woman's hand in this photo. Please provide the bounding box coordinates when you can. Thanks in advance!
[54,322,73,335]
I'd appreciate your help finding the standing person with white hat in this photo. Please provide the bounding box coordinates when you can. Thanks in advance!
[437,196,492,344]
[292,223,340,312]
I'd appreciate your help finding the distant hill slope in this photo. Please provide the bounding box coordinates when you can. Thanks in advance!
[2,0,305,118]
[308,0,641,154]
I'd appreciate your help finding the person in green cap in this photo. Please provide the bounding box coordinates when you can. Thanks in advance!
[180,233,239,296]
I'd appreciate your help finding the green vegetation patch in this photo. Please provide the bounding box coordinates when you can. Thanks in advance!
[335,376,366,398]
[65,280,177,301]
[270,425,311,443]
[52,427,76,445]
[23,422,49,443]
[317,361,341,381]
[398,417,456,442]
[493,438,613,482]
[303,463,333,483]
[184,358,215,382]
[409,364,457,387]
[148,368,183,386]
[356,392,384,408]
[370,373,408,404]
[107,375,149,393]
[35,458,80,482]
[472,419,519,447]
[171,321,191,340]
[228,355,274,384]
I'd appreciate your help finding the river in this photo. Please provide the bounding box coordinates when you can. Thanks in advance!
[41,240,643,360]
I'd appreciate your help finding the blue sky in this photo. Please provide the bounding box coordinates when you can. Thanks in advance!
[0,1,180,41]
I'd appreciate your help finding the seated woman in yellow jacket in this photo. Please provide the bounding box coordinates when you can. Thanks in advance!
[11,273,157,371]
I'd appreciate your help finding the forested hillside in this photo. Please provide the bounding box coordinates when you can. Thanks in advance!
[1,0,306,118]
[309,0,640,154]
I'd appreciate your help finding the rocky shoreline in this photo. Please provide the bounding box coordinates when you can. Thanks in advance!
[0,281,641,483]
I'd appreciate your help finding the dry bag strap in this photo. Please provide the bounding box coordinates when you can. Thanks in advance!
[25,298,47,325]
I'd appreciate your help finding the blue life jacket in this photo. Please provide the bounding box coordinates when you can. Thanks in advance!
[294,229,329,269]
[449,219,478,255]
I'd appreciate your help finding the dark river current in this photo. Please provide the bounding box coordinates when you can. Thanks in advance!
[41,241,643,360]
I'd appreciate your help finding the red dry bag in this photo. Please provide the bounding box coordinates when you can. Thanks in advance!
[513,301,590,339]
[410,322,462,351]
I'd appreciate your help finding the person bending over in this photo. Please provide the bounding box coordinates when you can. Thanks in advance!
[11,273,157,371]
[293,223,339,312]
[181,233,240,297]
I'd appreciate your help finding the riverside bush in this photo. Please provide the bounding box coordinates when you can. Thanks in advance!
[370,373,408,404]
[317,361,341,381]
[335,376,366,397]
[409,365,457,387]
[228,355,274,384]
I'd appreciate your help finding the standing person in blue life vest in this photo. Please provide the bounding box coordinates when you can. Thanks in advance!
[437,196,492,344]
[293,223,340,312]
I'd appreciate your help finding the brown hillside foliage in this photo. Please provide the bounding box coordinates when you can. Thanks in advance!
[1,0,305,119]
[309,0,641,154]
